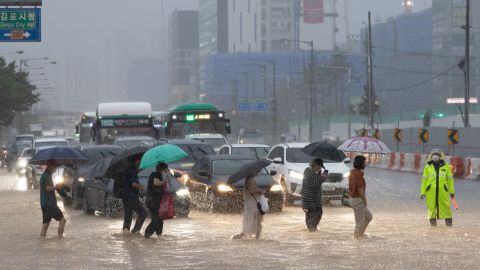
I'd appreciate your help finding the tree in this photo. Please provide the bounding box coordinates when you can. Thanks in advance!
[0,57,38,126]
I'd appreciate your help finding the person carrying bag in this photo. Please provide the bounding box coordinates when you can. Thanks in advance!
[144,162,171,238]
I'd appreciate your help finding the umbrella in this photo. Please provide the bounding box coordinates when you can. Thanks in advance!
[139,144,188,170]
[30,146,89,165]
[228,159,272,184]
[303,141,346,161]
[90,157,114,180]
[102,146,148,178]
[337,136,391,154]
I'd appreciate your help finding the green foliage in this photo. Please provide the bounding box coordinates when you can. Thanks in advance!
[0,57,38,126]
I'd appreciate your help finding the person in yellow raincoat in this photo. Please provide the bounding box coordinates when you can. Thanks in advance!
[420,149,455,226]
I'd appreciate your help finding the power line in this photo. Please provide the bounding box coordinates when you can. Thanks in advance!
[379,64,458,92]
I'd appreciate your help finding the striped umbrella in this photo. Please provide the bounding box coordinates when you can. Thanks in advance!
[337,136,391,154]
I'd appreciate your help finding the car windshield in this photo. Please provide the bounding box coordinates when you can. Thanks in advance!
[83,148,125,166]
[35,141,68,148]
[286,148,314,163]
[175,144,216,162]
[231,147,270,159]
[21,149,33,157]
[192,138,226,148]
[116,139,155,149]
[212,159,257,175]
[15,143,32,152]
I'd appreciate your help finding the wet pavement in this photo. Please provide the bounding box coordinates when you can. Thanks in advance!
[1,168,480,269]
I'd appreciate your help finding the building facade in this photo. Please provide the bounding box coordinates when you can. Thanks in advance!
[170,9,199,103]
[432,0,480,105]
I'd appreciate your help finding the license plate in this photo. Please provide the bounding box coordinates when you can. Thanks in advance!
[323,186,335,191]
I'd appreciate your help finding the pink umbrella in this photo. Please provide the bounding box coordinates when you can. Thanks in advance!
[338,136,391,154]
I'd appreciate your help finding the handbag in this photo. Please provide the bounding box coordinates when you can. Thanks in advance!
[158,177,176,220]
[249,192,268,216]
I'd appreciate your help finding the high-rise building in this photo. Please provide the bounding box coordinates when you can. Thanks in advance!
[170,9,199,103]
[198,0,296,94]
[432,0,480,104]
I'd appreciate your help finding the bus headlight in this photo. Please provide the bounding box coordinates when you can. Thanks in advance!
[176,189,190,197]
[78,176,85,182]
[217,184,233,193]
[218,113,224,118]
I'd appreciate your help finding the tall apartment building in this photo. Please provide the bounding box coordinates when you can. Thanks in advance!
[170,9,199,103]
[198,0,296,93]
[432,0,480,104]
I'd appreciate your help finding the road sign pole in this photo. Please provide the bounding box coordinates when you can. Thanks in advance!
[396,122,399,152]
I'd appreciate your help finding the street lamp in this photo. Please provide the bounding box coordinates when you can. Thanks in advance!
[280,38,315,142]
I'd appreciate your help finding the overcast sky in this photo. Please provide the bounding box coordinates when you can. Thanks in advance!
[1,0,432,111]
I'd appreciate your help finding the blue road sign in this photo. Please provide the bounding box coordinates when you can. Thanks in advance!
[0,8,41,42]
[237,102,269,112]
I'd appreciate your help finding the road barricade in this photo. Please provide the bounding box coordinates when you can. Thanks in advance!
[401,153,416,172]
[464,157,480,180]
[395,153,405,171]
[445,156,465,178]
[387,152,397,170]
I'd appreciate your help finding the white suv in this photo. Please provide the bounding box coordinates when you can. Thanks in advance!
[185,134,228,153]
[266,143,351,205]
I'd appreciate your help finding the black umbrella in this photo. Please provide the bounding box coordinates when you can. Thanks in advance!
[101,146,148,179]
[30,146,89,166]
[302,141,346,162]
[228,159,272,184]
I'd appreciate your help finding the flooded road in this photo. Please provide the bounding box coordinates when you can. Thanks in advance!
[1,169,480,269]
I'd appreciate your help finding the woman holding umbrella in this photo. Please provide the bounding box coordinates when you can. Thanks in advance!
[144,162,169,238]
[232,171,264,240]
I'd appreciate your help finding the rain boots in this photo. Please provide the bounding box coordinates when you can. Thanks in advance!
[430,218,452,227]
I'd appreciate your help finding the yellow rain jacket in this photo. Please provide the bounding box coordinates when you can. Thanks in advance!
[420,153,455,219]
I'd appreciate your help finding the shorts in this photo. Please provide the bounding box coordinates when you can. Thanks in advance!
[41,206,64,224]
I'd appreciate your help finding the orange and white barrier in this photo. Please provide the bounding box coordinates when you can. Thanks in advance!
[464,157,480,180]
[372,152,479,180]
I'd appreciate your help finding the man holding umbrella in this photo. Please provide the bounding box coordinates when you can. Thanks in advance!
[122,157,147,235]
[40,160,67,238]
[301,158,327,232]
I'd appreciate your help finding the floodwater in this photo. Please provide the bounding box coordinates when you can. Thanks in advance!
[1,168,480,269]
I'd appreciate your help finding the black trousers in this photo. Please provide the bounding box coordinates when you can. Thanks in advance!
[122,197,147,233]
[305,208,323,232]
[145,206,163,238]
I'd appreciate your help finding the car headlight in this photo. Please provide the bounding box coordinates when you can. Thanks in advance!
[289,170,303,179]
[78,176,85,182]
[343,171,350,178]
[54,175,64,185]
[176,188,190,197]
[217,184,234,193]
[17,160,28,168]
[270,184,283,192]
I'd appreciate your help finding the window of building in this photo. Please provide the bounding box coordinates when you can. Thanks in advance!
[254,13,257,43]
[240,13,243,43]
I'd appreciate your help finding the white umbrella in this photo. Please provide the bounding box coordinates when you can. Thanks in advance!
[338,136,391,154]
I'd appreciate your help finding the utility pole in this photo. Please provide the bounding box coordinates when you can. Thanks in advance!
[464,0,470,127]
[367,12,375,131]
[271,60,277,143]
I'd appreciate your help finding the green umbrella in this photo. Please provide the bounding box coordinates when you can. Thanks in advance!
[139,144,188,170]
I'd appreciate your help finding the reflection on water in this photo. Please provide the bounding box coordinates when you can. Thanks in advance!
[0,169,480,269]
[16,176,28,191]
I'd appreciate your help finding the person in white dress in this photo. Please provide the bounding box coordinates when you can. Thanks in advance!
[232,173,263,239]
